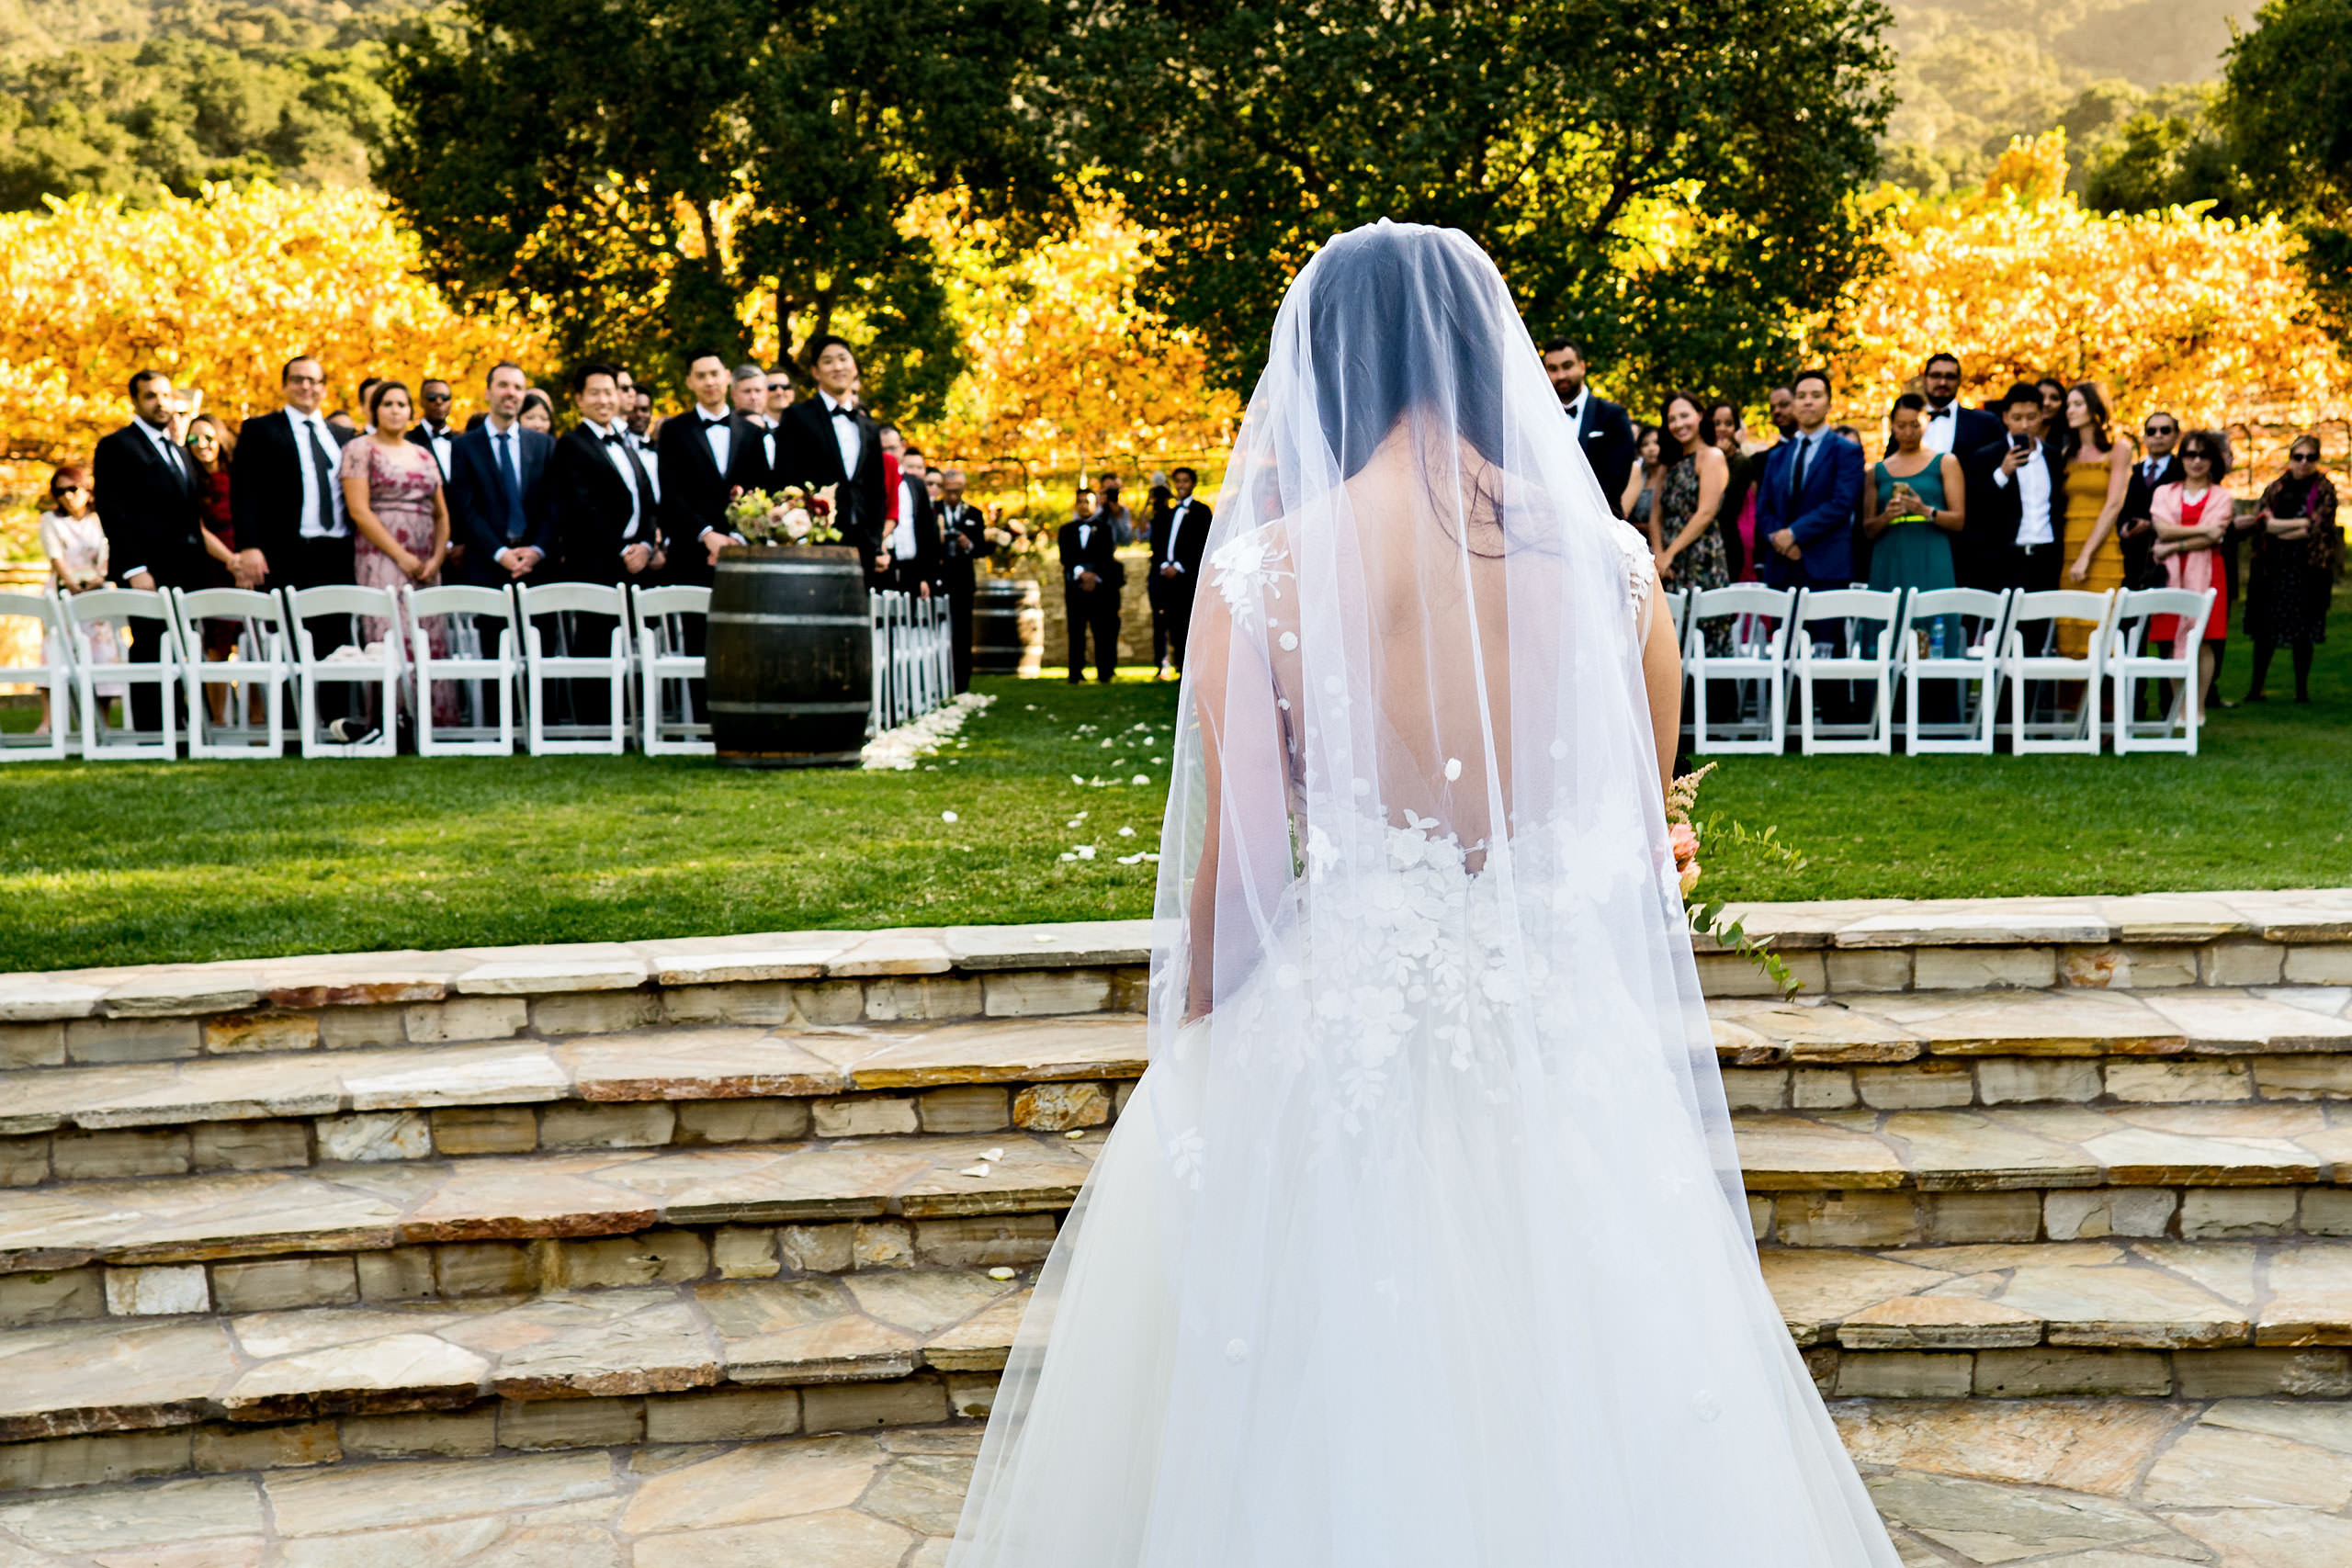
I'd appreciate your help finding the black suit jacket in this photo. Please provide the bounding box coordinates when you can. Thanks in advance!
[1149,496,1213,582]
[778,398,887,560]
[1887,404,2002,463]
[93,422,209,589]
[1572,395,1639,517]
[232,409,356,582]
[882,473,944,592]
[546,423,663,583]
[446,422,553,585]
[1059,516,1125,594]
[656,408,763,586]
[1963,434,2065,578]
[935,499,989,595]
[2119,451,2186,590]
[409,422,458,480]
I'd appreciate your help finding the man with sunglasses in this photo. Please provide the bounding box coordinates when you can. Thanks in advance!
[2119,412,2184,592]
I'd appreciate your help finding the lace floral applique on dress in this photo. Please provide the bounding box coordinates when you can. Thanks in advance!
[1208,531,1293,630]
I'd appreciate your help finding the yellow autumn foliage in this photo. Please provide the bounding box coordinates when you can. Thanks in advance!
[1828,132,2351,453]
[0,182,544,469]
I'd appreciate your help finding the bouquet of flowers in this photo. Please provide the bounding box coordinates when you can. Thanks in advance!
[726,484,842,547]
[982,513,1038,570]
[1668,762,1807,998]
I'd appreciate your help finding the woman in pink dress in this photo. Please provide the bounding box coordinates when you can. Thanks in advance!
[341,380,456,727]
[2148,430,2233,704]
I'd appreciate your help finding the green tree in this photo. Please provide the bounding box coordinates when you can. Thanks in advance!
[2217,0,2352,341]
[2078,93,2245,216]
[1071,0,1897,409]
[377,0,1061,415]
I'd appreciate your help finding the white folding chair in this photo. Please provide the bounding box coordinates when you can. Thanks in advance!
[169,588,291,759]
[66,588,180,760]
[406,584,520,756]
[2109,587,2216,756]
[0,590,74,761]
[2000,589,2117,755]
[1685,585,1794,754]
[517,581,628,754]
[1895,587,2013,755]
[285,585,402,758]
[630,583,712,756]
[1789,587,1900,754]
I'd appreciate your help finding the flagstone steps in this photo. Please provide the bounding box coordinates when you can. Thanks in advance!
[6,1239,2352,1493]
[10,1097,2352,1330]
[12,1397,2350,1563]
[4,989,2349,1198]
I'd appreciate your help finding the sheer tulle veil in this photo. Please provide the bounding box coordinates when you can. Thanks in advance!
[948,221,1901,1568]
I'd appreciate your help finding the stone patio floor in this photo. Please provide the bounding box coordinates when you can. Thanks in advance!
[1,1399,2348,1566]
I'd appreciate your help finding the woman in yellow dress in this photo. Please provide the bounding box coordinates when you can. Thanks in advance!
[2057,381,2133,654]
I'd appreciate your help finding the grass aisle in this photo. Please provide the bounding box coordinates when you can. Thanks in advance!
[2,586,2347,972]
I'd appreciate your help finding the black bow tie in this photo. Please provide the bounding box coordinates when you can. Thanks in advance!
[1928,406,1951,419]
[699,414,730,429]
[600,432,626,446]
[830,405,854,420]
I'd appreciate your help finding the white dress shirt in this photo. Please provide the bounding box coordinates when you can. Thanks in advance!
[1993,439,2052,546]
[891,476,920,558]
[419,422,456,479]
[288,409,347,540]
[1069,523,1095,581]
[1560,393,1587,432]
[595,420,648,541]
[1162,499,1196,572]
[1921,400,1958,455]
[820,392,861,479]
[693,405,733,476]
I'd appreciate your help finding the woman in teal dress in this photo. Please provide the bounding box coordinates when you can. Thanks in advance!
[1866,392,1967,660]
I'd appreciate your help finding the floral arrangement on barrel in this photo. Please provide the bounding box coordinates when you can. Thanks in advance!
[724,483,842,546]
[981,512,1041,570]
[1668,762,1806,998]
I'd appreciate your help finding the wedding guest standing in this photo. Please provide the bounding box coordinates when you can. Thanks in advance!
[36,466,121,734]
[447,363,553,590]
[779,335,888,579]
[877,426,942,597]
[2034,378,2066,441]
[546,362,663,724]
[1647,393,1729,592]
[1093,471,1136,545]
[655,349,756,588]
[344,380,454,728]
[1541,338,1637,515]
[1149,465,1213,675]
[1754,370,1861,592]
[1966,385,2065,595]
[231,354,362,727]
[1864,394,1965,601]
[2244,434,2338,703]
[2055,382,2133,653]
[2119,412,2184,591]
[2149,431,2233,704]
[1706,401,1758,581]
[517,389,555,435]
[1905,354,2000,460]
[93,369,209,729]
[935,467,988,691]
[1059,499,1124,683]
[186,412,262,704]
[1620,423,1662,534]
[412,378,458,479]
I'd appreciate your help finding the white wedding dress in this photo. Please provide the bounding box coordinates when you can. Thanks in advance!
[948,223,1902,1567]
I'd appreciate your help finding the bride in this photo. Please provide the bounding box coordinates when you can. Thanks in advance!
[948,222,1901,1567]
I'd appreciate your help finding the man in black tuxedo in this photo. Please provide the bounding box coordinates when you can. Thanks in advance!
[1964,384,2067,599]
[2118,410,2183,591]
[778,334,888,581]
[547,361,666,723]
[934,466,988,691]
[1893,353,2002,464]
[1541,338,1638,515]
[1148,465,1212,676]
[412,378,458,479]
[656,350,757,588]
[92,369,209,729]
[1059,501,1124,683]
[729,363,778,491]
[877,429,944,598]
[447,361,553,591]
[232,354,362,724]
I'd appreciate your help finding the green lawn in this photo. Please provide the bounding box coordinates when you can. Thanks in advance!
[3,592,2348,972]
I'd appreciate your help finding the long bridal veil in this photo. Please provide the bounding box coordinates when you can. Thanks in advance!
[949,222,1900,1567]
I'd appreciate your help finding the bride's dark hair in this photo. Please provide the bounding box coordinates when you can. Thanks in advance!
[1306,224,1512,480]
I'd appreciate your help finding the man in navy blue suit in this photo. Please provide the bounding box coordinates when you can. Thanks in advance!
[1754,368,1861,590]
[446,361,554,592]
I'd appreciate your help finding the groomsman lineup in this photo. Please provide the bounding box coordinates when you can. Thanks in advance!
[35,329,2337,757]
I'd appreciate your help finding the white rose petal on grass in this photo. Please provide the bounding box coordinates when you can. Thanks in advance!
[1444,757,1463,781]
[941,811,958,823]
[1118,826,1136,837]
[988,1267,1017,1280]
[1071,774,1086,785]
[1132,774,1151,785]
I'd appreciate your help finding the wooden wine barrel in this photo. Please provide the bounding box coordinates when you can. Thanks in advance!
[706,545,872,767]
[973,576,1044,676]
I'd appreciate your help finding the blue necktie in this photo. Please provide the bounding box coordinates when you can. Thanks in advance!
[494,431,526,541]
[1790,435,1813,505]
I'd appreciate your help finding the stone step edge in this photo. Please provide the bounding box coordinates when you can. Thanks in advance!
[13,991,2352,1142]
[11,890,2352,1023]
[5,1250,2352,1485]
